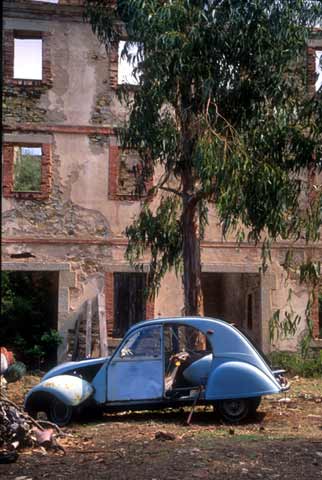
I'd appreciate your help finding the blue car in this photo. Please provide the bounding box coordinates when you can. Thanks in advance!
[25,317,289,426]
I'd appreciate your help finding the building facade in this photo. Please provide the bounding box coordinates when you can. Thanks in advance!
[2,0,322,362]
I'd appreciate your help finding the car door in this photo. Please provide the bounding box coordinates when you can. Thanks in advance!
[107,325,164,401]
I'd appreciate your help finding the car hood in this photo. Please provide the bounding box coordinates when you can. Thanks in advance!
[42,357,108,381]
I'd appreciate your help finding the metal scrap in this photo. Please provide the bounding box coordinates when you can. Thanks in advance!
[0,394,68,460]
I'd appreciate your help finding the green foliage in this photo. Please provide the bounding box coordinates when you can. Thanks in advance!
[270,350,322,378]
[269,308,301,343]
[0,272,62,368]
[125,197,183,295]
[1,272,14,316]
[14,151,41,192]
[85,1,322,313]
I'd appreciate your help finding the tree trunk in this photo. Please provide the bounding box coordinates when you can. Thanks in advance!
[182,176,204,316]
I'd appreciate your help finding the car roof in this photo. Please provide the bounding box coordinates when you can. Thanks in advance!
[127,316,228,334]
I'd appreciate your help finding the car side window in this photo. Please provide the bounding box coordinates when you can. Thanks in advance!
[164,324,211,356]
[119,326,161,359]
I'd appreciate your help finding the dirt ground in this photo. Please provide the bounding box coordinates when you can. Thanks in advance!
[1,375,322,480]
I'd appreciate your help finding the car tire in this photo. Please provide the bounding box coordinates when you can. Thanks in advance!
[249,396,261,413]
[48,397,73,426]
[216,398,252,423]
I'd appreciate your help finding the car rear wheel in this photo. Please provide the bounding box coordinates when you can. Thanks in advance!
[216,398,252,423]
[48,397,73,426]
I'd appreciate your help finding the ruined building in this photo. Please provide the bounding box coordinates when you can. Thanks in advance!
[2,0,322,362]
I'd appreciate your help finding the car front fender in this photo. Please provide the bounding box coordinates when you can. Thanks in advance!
[25,374,94,411]
[205,360,280,400]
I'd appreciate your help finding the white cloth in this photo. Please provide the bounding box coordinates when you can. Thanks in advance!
[0,352,8,375]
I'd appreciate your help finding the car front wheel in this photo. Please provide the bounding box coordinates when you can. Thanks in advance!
[216,398,253,423]
[48,397,73,426]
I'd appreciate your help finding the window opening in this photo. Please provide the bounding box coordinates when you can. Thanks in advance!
[164,325,210,355]
[14,37,42,80]
[163,325,212,392]
[118,41,140,85]
[13,146,42,192]
[247,293,253,330]
[316,50,322,92]
[119,326,161,359]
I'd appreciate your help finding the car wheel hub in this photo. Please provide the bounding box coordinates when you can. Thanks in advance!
[224,399,245,417]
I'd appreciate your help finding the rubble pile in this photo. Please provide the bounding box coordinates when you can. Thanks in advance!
[0,395,67,463]
[0,399,33,451]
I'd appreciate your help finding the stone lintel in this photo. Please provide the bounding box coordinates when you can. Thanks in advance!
[4,133,53,145]
[201,263,260,273]
[59,271,77,288]
[103,263,150,273]
[2,262,70,271]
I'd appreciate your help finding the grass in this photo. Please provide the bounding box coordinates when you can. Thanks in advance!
[270,350,322,378]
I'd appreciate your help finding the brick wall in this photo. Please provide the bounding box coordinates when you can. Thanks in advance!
[105,272,155,336]
[312,286,320,338]
[307,44,322,95]
[3,30,53,87]
[105,272,114,336]
[110,43,119,89]
[2,143,52,200]
[307,43,321,338]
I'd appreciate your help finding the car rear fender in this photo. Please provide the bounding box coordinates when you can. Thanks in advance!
[205,360,280,400]
[24,374,94,411]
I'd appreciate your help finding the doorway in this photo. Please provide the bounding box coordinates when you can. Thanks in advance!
[0,270,59,368]
[201,272,261,345]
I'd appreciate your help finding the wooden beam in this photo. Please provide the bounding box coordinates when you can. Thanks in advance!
[85,299,92,358]
[98,293,108,357]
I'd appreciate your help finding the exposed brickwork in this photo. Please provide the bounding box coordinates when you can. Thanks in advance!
[307,45,322,95]
[105,271,155,337]
[105,272,115,336]
[2,143,52,200]
[108,145,153,200]
[108,145,119,199]
[3,30,53,87]
[312,286,320,338]
[3,31,14,81]
[146,299,155,320]
[109,42,119,89]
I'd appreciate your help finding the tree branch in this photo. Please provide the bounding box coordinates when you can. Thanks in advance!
[159,185,183,197]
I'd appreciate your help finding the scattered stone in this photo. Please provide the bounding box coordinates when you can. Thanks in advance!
[190,448,201,454]
[154,431,176,441]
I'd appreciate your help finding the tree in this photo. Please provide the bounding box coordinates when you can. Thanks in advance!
[85,0,322,316]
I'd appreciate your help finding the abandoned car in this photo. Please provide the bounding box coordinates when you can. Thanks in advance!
[25,317,289,425]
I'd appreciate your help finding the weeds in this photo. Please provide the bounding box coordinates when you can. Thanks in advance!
[270,351,322,377]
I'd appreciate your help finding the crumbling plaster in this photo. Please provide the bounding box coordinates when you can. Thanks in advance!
[48,22,110,125]
[3,0,321,360]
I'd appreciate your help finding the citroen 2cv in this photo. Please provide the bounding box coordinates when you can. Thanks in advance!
[25,317,289,425]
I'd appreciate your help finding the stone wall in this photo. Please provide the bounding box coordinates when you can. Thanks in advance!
[2,0,321,361]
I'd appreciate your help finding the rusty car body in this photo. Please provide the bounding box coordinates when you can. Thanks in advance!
[25,317,289,425]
